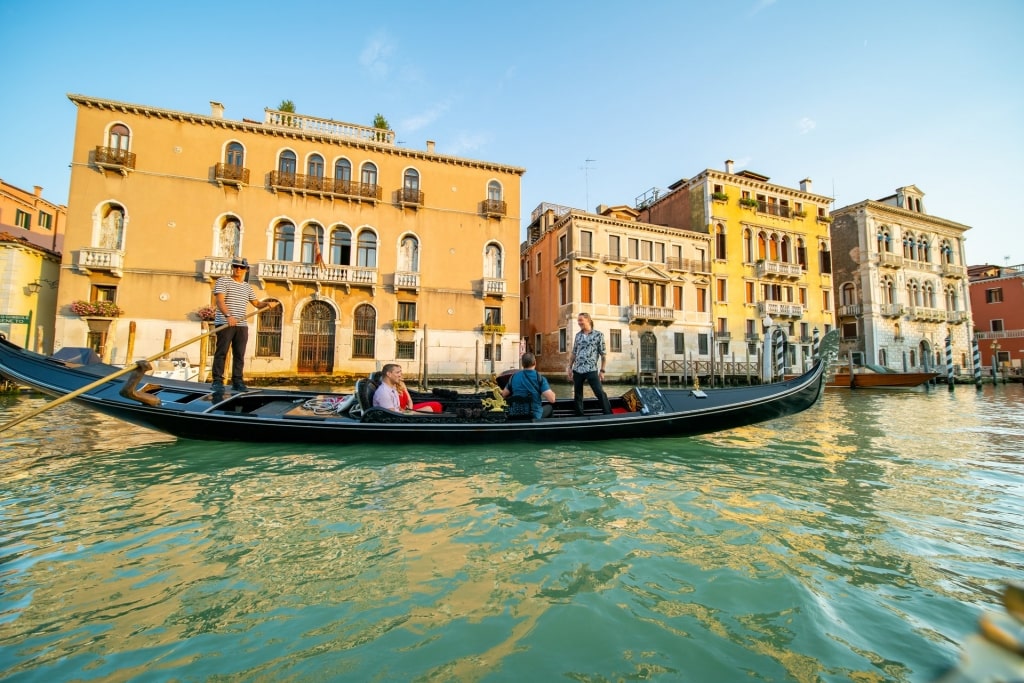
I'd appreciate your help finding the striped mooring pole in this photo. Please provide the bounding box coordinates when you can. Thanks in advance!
[945,335,954,391]
[971,335,982,390]
[774,329,786,380]
[812,327,820,360]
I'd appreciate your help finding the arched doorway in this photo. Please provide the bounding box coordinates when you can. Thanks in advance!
[298,301,335,373]
[918,340,931,371]
[640,331,657,376]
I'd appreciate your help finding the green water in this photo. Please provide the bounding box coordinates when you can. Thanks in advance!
[1,386,1021,682]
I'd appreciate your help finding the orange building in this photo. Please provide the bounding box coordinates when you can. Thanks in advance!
[58,95,523,378]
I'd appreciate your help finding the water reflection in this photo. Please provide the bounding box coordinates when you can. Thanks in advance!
[1,388,1021,680]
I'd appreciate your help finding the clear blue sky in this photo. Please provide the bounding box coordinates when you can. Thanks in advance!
[2,0,1021,266]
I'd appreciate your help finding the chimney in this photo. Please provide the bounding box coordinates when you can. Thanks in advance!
[725,159,734,174]
[210,101,224,119]
[426,140,435,153]
[34,185,43,197]
[800,178,812,192]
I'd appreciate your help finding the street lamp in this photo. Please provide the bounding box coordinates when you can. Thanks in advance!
[26,278,59,294]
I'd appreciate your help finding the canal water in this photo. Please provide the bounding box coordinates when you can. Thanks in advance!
[1,384,1021,682]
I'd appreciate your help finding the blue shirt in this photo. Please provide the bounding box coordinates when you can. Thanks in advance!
[507,369,551,419]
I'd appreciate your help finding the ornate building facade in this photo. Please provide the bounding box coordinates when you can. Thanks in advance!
[636,161,835,376]
[830,185,973,373]
[58,95,523,378]
[520,203,713,379]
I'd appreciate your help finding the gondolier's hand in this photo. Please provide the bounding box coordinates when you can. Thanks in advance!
[226,315,237,326]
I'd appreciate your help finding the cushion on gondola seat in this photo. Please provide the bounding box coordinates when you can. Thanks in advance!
[354,378,378,416]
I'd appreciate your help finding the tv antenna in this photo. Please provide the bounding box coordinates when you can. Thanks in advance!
[581,159,597,211]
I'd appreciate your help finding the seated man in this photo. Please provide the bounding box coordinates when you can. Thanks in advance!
[501,352,556,419]
[372,363,404,411]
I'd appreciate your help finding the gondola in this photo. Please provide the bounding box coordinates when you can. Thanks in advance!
[0,330,838,445]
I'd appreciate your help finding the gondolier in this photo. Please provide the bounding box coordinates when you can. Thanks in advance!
[567,312,613,415]
[212,258,277,393]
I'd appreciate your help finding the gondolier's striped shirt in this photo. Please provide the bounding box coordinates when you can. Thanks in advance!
[213,277,257,326]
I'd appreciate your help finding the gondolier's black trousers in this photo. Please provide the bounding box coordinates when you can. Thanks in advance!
[572,370,612,416]
[213,325,249,384]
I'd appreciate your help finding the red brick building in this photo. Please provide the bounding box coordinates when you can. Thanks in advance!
[968,263,1024,377]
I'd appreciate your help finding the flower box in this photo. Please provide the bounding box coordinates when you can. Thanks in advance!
[711,191,729,202]
[738,198,759,209]
[196,305,217,322]
[69,300,123,317]
[392,320,418,330]
[482,324,506,334]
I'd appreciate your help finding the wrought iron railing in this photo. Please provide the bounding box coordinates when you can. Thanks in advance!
[482,199,507,217]
[215,162,250,184]
[269,172,382,200]
[94,146,136,170]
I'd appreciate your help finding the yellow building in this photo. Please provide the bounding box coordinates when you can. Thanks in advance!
[0,179,66,353]
[637,161,835,374]
[58,95,524,379]
[520,202,713,380]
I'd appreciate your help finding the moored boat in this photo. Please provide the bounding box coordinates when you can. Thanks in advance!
[0,330,838,445]
[827,363,939,389]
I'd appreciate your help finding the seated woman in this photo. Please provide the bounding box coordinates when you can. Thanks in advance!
[397,379,443,413]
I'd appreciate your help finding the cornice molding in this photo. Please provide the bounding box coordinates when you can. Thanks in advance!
[67,93,525,176]
[834,199,971,232]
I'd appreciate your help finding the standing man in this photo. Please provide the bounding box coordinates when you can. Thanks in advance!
[567,312,612,415]
[212,258,277,393]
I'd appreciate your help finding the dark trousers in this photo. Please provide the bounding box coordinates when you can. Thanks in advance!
[212,326,248,384]
[572,370,612,415]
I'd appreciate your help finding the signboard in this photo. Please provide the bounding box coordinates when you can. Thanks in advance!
[0,314,31,324]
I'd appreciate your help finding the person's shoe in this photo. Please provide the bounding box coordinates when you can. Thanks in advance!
[231,380,249,391]
[211,381,225,393]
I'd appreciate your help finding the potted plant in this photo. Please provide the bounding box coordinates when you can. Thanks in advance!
[793,209,807,218]
[816,215,833,223]
[392,319,418,330]
[711,191,729,202]
[738,197,759,209]
[482,323,506,334]
[196,305,217,322]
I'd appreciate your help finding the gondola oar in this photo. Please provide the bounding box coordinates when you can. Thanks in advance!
[0,309,261,433]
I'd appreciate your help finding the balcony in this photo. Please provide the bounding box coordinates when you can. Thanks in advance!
[799,335,814,344]
[666,257,710,274]
[838,303,862,318]
[215,162,250,187]
[946,310,969,324]
[755,259,804,279]
[482,278,506,299]
[75,247,124,277]
[264,109,395,144]
[603,253,628,265]
[714,331,732,341]
[907,306,946,322]
[481,199,507,218]
[880,303,904,318]
[269,172,382,202]
[93,146,136,175]
[394,271,420,292]
[396,187,424,208]
[755,200,793,219]
[941,263,966,279]
[253,260,377,292]
[745,333,761,342]
[757,301,804,318]
[568,250,600,262]
[877,252,903,268]
[627,305,675,325]
[200,257,233,281]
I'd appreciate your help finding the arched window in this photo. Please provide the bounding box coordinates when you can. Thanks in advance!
[919,238,930,263]
[399,235,419,272]
[882,276,895,305]
[301,223,324,264]
[484,243,503,279]
[308,154,324,178]
[108,124,130,151]
[903,233,916,260]
[330,227,352,265]
[877,226,891,253]
[100,204,125,250]
[278,150,296,176]
[945,284,958,311]
[743,228,753,262]
[923,282,935,308]
[796,237,807,268]
[879,349,887,366]
[360,162,378,187]
[226,142,244,167]
[768,234,780,261]
[334,159,351,181]
[841,283,856,306]
[714,224,726,260]
[757,232,767,260]
[352,304,376,359]
[273,222,295,261]
[488,180,502,201]
[356,230,377,267]
[780,235,791,263]
[218,215,241,258]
